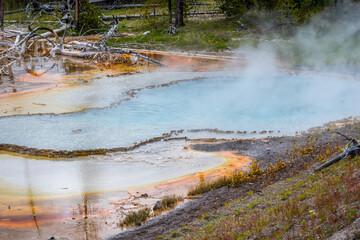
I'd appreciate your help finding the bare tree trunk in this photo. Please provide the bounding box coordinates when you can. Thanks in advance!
[75,0,80,30]
[0,0,4,31]
[175,0,184,27]
[168,0,172,24]
[153,2,156,27]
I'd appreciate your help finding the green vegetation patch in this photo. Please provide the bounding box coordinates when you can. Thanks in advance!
[181,155,360,239]
[120,207,151,227]
[106,18,255,51]
[160,195,179,210]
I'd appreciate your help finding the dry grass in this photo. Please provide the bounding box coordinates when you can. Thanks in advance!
[174,135,360,239]
[120,207,151,227]
[188,133,340,196]
[154,195,181,214]
[183,157,360,239]
[160,195,179,210]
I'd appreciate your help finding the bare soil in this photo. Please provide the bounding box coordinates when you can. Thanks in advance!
[108,122,360,240]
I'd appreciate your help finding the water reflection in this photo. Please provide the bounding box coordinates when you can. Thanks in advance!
[0,140,225,240]
[74,158,102,240]
[24,160,42,239]
[0,56,95,95]
[73,194,101,240]
[22,59,56,78]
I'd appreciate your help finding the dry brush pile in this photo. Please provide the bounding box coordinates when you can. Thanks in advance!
[0,18,166,76]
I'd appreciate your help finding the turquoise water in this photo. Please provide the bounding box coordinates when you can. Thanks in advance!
[1,72,359,150]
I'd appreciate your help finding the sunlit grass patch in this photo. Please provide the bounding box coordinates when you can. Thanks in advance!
[107,18,253,51]
[160,195,179,210]
[120,207,151,227]
[188,159,286,196]
[183,154,360,239]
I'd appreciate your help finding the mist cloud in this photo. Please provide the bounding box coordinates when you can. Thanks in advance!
[277,2,360,74]
[235,2,360,76]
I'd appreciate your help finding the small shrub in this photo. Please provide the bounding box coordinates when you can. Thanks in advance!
[189,159,287,196]
[120,207,151,226]
[188,177,230,196]
[76,0,103,33]
[180,225,192,233]
[202,213,210,220]
[185,154,360,240]
[170,231,182,238]
[160,195,178,210]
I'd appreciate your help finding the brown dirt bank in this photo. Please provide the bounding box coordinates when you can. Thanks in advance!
[107,122,360,240]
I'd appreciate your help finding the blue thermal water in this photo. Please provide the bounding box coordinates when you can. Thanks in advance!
[1,72,360,150]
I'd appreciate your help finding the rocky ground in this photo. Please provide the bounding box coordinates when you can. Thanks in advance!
[108,121,360,240]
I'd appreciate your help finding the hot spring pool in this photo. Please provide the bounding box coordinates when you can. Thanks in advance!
[0,71,359,151]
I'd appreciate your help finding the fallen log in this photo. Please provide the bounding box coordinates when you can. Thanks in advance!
[4,20,57,24]
[102,19,119,42]
[57,20,167,67]
[4,9,26,15]
[41,23,69,38]
[0,20,167,68]
[56,47,167,67]
[18,26,58,56]
[0,59,16,76]
[4,23,68,38]
[98,4,159,10]
[311,132,360,174]
[101,11,220,21]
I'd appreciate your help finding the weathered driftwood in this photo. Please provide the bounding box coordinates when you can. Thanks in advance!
[4,20,58,24]
[41,23,69,38]
[0,19,167,71]
[0,59,16,76]
[54,19,167,67]
[101,19,119,42]
[19,26,59,56]
[55,47,167,67]
[102,11,220,21]
[98,3,160,9]
[26,0,73,18]
[311,132,360,174]
[4,9,26,15]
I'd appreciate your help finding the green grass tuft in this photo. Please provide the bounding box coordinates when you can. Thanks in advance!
[160,195,179,210]
[120,207,151,227]
[182,154,360,239]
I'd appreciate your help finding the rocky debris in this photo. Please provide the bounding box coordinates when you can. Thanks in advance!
[153,201,162,211]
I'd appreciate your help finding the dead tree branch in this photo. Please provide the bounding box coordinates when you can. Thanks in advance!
[0,16,167,70]
[312,132,360,174]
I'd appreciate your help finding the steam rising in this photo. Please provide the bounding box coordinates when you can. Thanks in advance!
[222,2,360,131]
[1,3,360,151]
[251,2,360,74]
